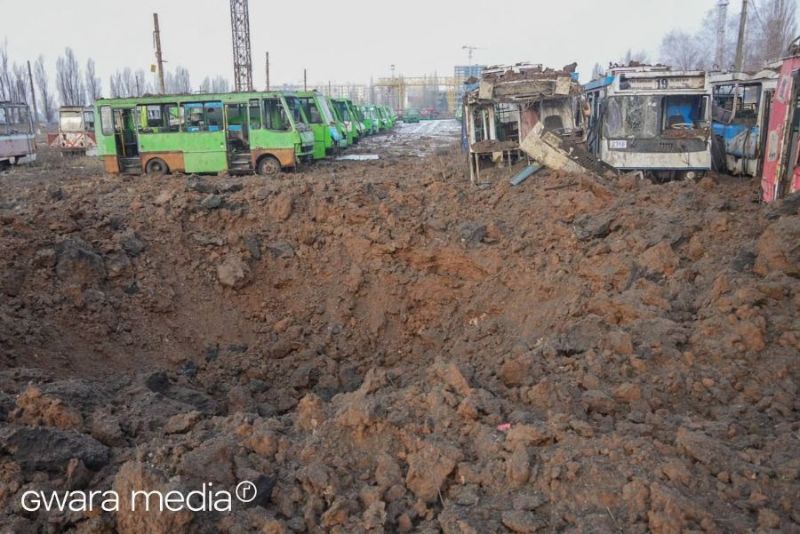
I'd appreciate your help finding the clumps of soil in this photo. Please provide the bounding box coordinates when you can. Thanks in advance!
[0,150,799,532]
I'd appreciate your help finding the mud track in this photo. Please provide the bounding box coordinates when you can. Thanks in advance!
[0,130,799,533]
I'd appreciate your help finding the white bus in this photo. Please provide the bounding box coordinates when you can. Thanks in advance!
[48,106,97,156]
[584,66,712,180]
[0,101,36,167]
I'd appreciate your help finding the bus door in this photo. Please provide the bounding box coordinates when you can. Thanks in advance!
[225,102,251,172]
[113,108,141,172]
[757,89,774,178]
[181,101,227,173]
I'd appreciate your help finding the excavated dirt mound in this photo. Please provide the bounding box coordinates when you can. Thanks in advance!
[0,141,799,533]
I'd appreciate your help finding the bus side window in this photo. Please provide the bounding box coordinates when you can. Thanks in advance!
[165,105,181,132]
[19,107,31,133]
[307,101,322,123]
[100,106,114,136]
[0,107,6,135]
[249,99,262,129]
[6,107,17,132]
[138,105,162,133]
[183,103,205,132]
[206,103,222,132]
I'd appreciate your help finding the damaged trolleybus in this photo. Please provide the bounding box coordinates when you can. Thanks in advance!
[48,106,97,156]
[95,92,314,176]
[584,65,712,180]
[0,101,36,168]
[710,68,778,178]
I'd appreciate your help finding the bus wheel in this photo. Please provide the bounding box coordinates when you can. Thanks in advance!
[257,155,281,176]
[145,158,169,176]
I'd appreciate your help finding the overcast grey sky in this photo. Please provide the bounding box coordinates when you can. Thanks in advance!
[1,0,799,91]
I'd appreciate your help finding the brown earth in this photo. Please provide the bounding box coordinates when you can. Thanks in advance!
[0,136,799,533]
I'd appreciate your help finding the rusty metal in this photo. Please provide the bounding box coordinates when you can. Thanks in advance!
[463,63,606,182]
[761,50,800,202]
[230,0,253,92]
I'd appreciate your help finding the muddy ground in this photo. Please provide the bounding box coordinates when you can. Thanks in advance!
[0,121,799,533]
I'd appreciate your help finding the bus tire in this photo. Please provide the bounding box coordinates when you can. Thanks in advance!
[145,158,169,176]
[257,155,281,176]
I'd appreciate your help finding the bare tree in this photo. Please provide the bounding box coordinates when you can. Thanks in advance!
[199,75,230,94]
[109,73,120,97]
[34,56,55,123]
[173,66,191,93]
[0,40,12,101]
[659,0,798,73]
[621,49,650,65]
[750,0,798,64]
[85,59,101,102]
[11,63,28,104]
[121,68,134,97]
[108,68,136,98]
[659,30,702,70]
[56,47,85,106]
[134,69,151,96]
[199,76,211,93]
[211,76,229,93]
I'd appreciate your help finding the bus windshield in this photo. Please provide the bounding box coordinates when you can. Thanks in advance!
[334,101,350,121]
[605,94,707,139]
[60,111,84,132]
[317,97,334,124]
[298,97,323,124]
[284,97,309,131]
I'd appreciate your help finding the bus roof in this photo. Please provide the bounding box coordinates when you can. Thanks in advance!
[584,74,615,92]
[708,69,779,85]
[95,91,289,107]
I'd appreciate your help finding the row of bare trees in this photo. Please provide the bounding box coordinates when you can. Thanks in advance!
[1,40,230,123]
[659,0,798,72]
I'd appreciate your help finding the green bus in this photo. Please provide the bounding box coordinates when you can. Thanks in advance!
[325,96,349,148]
[95,91,315,176]
[331,98,361,145]
[349,104,366,139]
[361,105,378,135]
[292,91,345,159]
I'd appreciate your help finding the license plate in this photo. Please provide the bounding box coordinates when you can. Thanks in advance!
[609,140,628,149]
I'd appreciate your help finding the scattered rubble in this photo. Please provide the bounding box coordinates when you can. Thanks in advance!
[0,142,798,532]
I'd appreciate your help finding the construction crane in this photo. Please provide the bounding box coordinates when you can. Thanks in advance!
[230,0,253,92]
[462,45,485,65]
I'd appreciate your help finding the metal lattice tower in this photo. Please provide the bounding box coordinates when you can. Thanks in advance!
[230,0,253,92]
